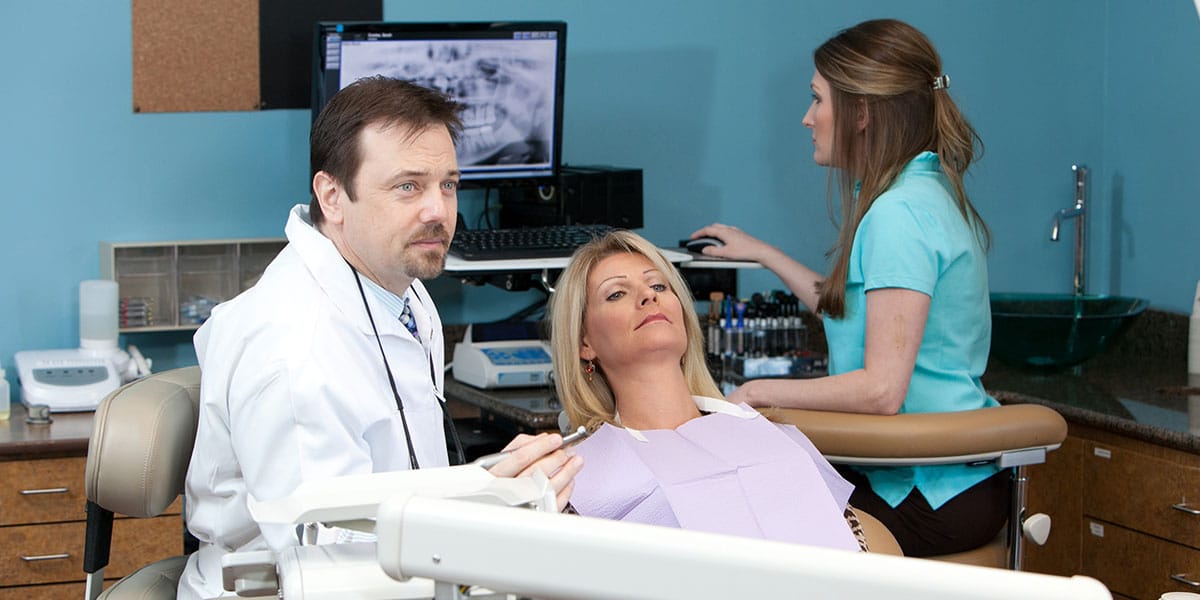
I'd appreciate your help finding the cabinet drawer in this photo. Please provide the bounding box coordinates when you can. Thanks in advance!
[0,581,86,599]
[1083,519,1200,599]
[1083,441,1200,548]
[0,515,181,586]
[0,457,88,526]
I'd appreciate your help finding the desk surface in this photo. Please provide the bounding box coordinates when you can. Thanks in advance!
[445,375,562,432]
[444,247,756,274]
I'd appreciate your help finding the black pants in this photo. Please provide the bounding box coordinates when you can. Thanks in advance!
[836,466,1012,557]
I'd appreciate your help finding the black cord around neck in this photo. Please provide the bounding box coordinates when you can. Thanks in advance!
[348,261,421,470]
[345,260,465,468]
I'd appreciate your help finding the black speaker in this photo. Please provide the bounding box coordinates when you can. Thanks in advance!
[498,165,643,229]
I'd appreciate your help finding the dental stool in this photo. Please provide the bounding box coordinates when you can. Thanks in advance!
[759,403,1067,569]
[83,366,201,600]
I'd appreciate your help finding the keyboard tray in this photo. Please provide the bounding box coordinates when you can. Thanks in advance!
[449,224,617,261]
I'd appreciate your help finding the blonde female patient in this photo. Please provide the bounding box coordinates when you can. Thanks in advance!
[547,230,863,551]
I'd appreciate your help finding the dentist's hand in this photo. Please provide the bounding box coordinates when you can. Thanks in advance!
[486,432,583,512]
[690,223,780,264]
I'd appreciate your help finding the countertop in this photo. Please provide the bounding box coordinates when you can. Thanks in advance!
[446,309,1200,456]
[984,354,1198,454]
[445,351,1200,454]
[3,310,1193,459]
[982,308,1198,453]
[0,402,93,460]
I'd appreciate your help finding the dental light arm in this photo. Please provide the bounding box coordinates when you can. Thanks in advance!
[374,496,1111,600]
[223,463,1110,600]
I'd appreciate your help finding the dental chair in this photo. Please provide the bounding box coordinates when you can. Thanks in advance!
[759,402,1068,569]
[83,366,201,600]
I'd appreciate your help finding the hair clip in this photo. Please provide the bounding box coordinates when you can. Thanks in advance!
[932,74,951,91]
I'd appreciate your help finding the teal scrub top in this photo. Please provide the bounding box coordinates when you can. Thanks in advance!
[822,151,998,509]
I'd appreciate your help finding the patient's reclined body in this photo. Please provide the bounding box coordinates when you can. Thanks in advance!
[571,395,859,550]
[547,230,860,550]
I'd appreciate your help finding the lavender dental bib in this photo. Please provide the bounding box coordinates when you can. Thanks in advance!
[571,400,860,552]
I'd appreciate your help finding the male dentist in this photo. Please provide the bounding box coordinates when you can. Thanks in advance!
[178,76,582,600]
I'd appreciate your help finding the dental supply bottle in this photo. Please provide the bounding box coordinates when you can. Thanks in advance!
[735,302,747,356]
[0,367,10,421]
[752,318,766,357]
[706,292,724,359]
[772,316,782,357]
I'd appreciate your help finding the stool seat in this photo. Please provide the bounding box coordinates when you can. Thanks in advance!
[759,403,1068,569]
[97,556,189,600]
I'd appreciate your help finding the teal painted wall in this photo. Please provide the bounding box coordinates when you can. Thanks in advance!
[1,1,1197,385]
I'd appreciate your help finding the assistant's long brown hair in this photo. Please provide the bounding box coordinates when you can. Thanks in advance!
[815,19,990,318]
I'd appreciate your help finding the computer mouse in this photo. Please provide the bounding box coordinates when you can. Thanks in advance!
[681,236,725,252]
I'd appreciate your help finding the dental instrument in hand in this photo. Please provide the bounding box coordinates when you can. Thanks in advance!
[472,426,590,469]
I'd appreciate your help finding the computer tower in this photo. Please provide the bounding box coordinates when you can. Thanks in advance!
[498,165,643,229]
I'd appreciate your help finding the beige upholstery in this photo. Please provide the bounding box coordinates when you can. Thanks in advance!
[855,509,903,556]
[761,403,1067,569]
[758,404,1067,463]
[84,366,201,600]
[936,527,1009,567]
[96,556,189,600]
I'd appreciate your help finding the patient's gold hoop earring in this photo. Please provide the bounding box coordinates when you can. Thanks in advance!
[584,360,596,382]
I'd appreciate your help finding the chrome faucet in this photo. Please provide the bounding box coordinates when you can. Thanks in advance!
[1050,164,1087,296]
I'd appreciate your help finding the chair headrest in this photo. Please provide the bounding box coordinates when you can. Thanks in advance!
[85,366,201,518]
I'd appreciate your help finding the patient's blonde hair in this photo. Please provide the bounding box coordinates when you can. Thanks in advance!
[548,230,721,431]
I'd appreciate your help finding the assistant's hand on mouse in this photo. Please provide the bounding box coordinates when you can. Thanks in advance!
[486,432,583,512]
[690,223,776,263]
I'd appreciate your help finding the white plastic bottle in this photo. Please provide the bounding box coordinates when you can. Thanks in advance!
[0,367,10,421]
[1189,280,1200,378]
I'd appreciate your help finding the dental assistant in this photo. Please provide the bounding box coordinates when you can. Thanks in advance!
[690,19,999,557]
[179,77,582,600]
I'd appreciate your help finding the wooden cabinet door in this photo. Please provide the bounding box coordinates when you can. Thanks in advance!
[1023,435,1084,577]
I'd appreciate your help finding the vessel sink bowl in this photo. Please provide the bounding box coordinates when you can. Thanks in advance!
[990,293,1148,368]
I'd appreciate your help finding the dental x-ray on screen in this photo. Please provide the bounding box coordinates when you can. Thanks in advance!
[314,22,567,184]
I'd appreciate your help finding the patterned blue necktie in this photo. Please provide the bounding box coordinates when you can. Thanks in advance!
[399,297,419,339]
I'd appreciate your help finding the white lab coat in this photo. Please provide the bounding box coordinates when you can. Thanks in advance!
[178,205,448,600]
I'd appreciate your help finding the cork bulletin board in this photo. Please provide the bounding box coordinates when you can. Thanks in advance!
[132,0,260,112]
[132,0,382,113]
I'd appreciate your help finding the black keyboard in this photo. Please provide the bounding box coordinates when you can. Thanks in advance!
[449,224,618,261]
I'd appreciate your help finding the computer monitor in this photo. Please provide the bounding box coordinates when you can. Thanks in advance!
[312,21,567,186]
